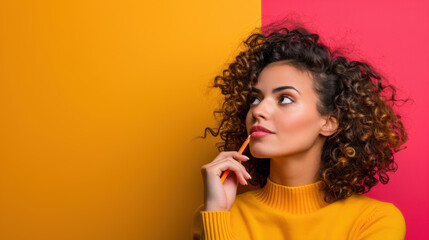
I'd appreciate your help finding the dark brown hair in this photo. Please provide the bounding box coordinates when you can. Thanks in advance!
[198,22,410,203]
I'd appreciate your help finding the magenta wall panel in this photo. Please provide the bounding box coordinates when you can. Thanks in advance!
[261,1,429,239]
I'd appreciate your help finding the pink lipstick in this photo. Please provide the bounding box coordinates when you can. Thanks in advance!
[251,131,273,138]
[250,125,274,138]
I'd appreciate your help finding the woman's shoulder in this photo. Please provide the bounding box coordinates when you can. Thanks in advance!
[345,194,406,238]
[345,193,401,210]
[342,194,405,223]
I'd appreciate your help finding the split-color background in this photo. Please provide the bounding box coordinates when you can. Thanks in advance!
[0,0,427,239]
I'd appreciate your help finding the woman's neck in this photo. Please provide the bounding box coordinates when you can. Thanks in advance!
[269,139,323,187]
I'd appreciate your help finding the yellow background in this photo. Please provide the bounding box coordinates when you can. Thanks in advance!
[0,0,260,239]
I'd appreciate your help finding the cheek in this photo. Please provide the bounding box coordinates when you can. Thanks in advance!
[275,108,321,137]
[279,113,311,129]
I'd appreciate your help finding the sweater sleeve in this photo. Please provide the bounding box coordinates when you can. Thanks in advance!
[357,203,406,240]
[199,211,235,240]
[191,204,236,240]
[192,203,234,240]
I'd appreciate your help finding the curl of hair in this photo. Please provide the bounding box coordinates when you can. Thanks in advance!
[198,24,410,204]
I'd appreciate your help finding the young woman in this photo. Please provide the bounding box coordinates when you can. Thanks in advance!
[192,23,408,240]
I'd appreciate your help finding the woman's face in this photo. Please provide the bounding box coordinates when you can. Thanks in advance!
[245,62,328,158]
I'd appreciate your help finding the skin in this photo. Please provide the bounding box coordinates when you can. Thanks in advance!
[200,61,338,212]
[245,61,338,187]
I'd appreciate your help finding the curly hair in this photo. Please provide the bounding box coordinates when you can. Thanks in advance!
[198,23,410,204]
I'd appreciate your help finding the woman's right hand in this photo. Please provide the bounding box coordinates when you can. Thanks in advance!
[200,151,252,211]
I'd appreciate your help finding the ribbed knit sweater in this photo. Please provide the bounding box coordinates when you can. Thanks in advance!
[192,177,405,239]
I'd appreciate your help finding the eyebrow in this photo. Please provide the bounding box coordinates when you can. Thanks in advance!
[251,86,301,95]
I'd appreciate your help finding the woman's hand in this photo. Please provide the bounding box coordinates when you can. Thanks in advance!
[200,151,252,211]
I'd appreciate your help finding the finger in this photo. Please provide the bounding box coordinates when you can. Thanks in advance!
[209,151,238,164]
[222,151,249,160]
[222,159,251,184]
[228,158,252,180]
[203,152,250,178]
[213,160,249,186]
[209,152,249,167]
[231,152,250,162]
[226,157,248,173]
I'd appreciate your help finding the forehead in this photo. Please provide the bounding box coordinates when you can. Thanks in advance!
[256,62,313,88]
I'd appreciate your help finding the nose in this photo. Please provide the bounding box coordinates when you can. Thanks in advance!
[251,98,272,120]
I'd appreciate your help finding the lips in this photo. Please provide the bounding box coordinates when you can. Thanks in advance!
[250,125,274,134]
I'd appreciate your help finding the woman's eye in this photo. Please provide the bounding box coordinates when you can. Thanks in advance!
[249,96,260,105]
[280,95,293,104]
[248,95,293,105]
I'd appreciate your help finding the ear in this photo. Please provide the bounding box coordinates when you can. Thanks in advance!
[320,114,338,137]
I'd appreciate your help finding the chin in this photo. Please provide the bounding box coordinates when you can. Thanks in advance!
[249,147,273,158]
[249,142,298,159]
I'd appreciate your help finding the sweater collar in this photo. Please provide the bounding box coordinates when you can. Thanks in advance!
[253,177,329,214]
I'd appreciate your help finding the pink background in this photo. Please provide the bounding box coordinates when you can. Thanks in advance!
[262,1,429,239]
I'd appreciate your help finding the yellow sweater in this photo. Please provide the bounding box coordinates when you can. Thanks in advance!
[192,177,405,240]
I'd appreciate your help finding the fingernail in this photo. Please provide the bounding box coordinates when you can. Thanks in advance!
[244,156,250,160]
[247,172,252,179]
